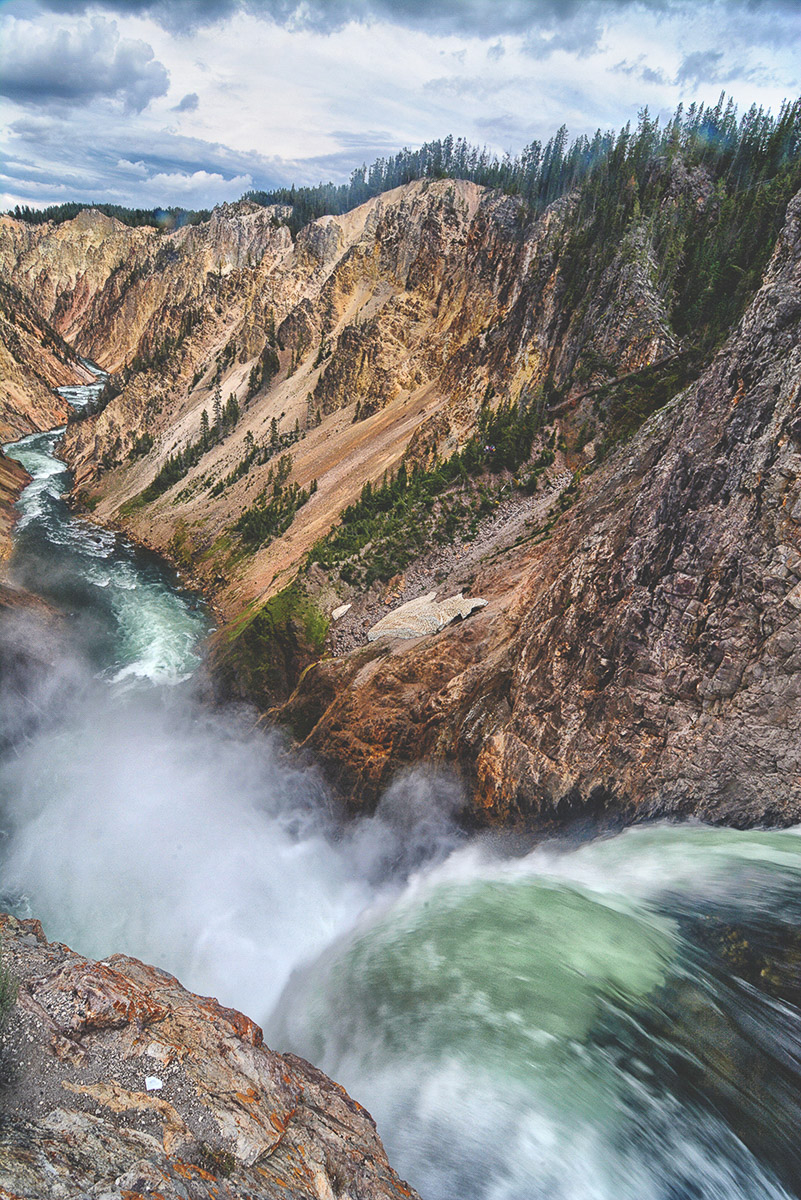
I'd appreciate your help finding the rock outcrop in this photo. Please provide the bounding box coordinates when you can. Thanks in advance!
[0,914,419,1200]
[0,277,87,441]
[0,451,28,567]
[277,189,801,827]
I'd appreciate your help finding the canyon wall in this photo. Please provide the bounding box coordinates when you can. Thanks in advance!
[1,181,680,629]
[279,189,801,827]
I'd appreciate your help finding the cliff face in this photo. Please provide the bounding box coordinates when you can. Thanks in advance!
[3,181,681,632]
[0,211,152,352]
[3,178,800,828]
[279,189,801,827]
[0,277,89,442]
[0,451,29,566]
[0,914,418,1200]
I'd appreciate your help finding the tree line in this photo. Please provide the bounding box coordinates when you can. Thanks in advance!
[246,95,800,235]
[7,202,210,229]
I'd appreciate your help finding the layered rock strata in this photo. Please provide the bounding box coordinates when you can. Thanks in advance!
[0,914,418,1200]
[1,183,679,624]
[278,189,801,827]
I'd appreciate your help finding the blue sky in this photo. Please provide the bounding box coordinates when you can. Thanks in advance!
[1,0,799,210]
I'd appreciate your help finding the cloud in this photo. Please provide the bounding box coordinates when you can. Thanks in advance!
[0,16,169,111]
[116,158,150,175]
[675,48,725,85]
[173,91,200,111]
[1,0,797,211]
[146,167,253,198]
[0,1,693,38]
[1,116,274,209]
[424,74,527,101]
[614,56,669,86]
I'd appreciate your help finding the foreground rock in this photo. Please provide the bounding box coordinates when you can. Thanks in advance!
[0,915,419,1200]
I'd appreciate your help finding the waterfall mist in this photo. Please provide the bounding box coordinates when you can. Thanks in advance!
[5,607,801,1199]
[0,608,465,1024]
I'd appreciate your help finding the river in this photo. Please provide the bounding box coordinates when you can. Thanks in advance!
[2,382,801,1199]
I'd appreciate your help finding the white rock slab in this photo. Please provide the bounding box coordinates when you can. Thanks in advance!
[367,591,487,641]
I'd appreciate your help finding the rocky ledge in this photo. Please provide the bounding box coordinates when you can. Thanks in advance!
[0,915,418,1200]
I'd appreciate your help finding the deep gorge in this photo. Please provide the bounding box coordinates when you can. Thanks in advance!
[3,382,801,1198]
[2,100,801,1196]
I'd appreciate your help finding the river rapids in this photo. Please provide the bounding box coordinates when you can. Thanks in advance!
[2,381,801,1199]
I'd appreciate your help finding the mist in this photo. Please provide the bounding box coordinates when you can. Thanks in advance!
[0,608,465,1026]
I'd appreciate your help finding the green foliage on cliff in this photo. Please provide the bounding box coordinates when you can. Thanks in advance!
[246,343,280,401]
[219,583,329,710]
[234,454,316,550]
[209,420,304,497]
[308,390,550,587]
[140,389,240,502]
[591,350,707,451]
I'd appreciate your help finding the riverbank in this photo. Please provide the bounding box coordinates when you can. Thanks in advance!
[0,450,29,563]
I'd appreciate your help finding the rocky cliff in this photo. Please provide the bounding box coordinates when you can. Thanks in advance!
[0,452,28,567]
[0,275,89,442]
[1,181,683,631]
[278,188,801,827]
[0,914,418,1200]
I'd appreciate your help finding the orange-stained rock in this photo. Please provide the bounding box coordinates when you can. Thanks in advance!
[277,190,801,830]
[0,914,419,1200]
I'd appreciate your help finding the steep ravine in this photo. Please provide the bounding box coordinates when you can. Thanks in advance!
[3,178,801,832]
[4,188,801,1200]
[1,180,684,628]
[5,410,801,1200]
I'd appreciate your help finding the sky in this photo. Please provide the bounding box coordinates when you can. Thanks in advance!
[0,0,799,212]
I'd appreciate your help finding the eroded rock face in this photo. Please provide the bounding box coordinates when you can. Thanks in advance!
[2,182,681,628]
[0,278,87,442]
[279,189,801,828]
[0,914,419,1200]
[0,453,29,566]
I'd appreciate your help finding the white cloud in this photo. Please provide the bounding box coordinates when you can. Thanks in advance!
[0,15,169,111]
[116,158,150,175]
[0,1,798,209]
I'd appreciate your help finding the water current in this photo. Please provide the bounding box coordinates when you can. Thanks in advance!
[2,380,801,1199]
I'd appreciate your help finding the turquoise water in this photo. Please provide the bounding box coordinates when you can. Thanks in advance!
[4,379,209,682]
[2,387,801,1199]
[271,824,801,1199]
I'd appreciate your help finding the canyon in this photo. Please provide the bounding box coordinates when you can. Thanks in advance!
[2,161,800,829]
[2,120,801,1199]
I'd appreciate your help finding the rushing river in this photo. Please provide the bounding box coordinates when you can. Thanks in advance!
[2,383,801,1199]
